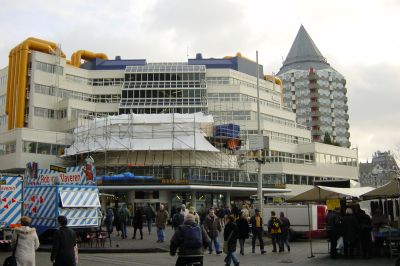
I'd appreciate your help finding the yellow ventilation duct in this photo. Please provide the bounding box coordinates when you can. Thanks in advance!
[70,50,108,67]
[223,52,255,62]
[264,75,282,86]
[6,37,65,130]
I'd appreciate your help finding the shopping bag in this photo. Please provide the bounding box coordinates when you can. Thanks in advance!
[3,256,17,266]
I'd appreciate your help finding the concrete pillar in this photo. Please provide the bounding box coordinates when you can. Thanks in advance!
[128,190,135,208]
[226,192,231,207]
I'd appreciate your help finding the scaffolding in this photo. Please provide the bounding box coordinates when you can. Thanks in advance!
[62,112,242,182]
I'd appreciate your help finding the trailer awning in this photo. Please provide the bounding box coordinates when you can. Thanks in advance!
[60,191,100,207]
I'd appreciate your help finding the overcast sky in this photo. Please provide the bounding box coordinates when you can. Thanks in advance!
[1,0,399,162]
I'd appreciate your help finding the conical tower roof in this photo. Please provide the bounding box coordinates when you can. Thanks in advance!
[278,25,330,74]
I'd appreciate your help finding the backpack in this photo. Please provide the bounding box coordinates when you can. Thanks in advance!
[272,217,281,230]
[172,213,184,228]
[180,225,203,249]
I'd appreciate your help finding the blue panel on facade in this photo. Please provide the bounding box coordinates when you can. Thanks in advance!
[81,58,147,70]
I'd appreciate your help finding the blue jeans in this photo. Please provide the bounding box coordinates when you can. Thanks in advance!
[281,233,290,250]
[147,219,152,234]
[120,222,127,238]
[225,251,240,266]
[209,236,221,253]
[157,227,165,241]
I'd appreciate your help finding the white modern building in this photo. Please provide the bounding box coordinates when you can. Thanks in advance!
[0,38,358,209]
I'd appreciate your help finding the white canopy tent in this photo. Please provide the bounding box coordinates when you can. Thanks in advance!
[286,185,375,258]
[287,185,375,203]
[362,177,400,200]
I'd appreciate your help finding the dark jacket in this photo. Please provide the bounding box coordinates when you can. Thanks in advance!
[134,208,144,228]
[224,222,239,253]
[250,215,263,234]
[170,221,210,256]
[204,215,222,238]
[172,212,185,228]
[236,217,249,239]
[280,216,291,235]
[342,214,360,242]
[51,226,76,266]
[144,206,155,221]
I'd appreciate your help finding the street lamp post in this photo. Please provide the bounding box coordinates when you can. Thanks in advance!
[256,51,263,213]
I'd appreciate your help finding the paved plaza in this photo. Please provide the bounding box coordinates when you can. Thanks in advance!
[0,226,395,265]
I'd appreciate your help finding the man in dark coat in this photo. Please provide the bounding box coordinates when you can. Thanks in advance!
[236,211,249,255]
[357,209,372,259]
[224,215,240,266]
[250,209,266,254]
[203,208,222,254]
[342,208,360,258]
[279,212,291,252]
[325,208,341,258]
[144,203,155,235]
[51,216,77,266]
[170,214,210,266]
[133,207,144,239]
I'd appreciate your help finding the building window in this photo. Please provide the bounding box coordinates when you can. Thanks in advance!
[36,61,63,75]
[0,142,16,155]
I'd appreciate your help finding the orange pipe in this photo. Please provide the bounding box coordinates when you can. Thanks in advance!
[71,50,108,67]
[6,37,66,129]
[16,48,29,128]
[263,75,282,86]
[7,49,16,129]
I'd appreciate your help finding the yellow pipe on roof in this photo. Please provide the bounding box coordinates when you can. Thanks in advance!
[70,50,108,67]
[6,37,66,129]
[263,75,282,86]
[223,52,256,63]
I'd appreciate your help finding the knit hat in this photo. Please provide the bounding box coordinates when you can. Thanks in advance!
[184,213,195,223]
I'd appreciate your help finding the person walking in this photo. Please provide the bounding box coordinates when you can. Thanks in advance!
[204,208,223,254]
[104,207,114,237]
[358,209,372,259]
[114,207,121,237]
[172,207,185,231]
[268,211,283,252]
[224,215,240,266]
[325,208,342,258]
[180,204,189,217]
[51,216,77,266]
[189,207,200,224]
[342,208,359,258]
[236,211,249,255]
[144,203,155,235]
[118,204,130,239]
[12,216,40,266]
[170,214,210,266]
[279,212,291,252]
[250,209,266,254]
[198,204,207,225]
[155,204,169,243]
[132,207,144,240]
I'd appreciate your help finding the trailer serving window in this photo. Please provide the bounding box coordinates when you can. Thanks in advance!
[59,191,100,207]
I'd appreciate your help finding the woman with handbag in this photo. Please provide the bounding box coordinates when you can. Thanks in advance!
[12,216,40,266]
[223,215,240,266]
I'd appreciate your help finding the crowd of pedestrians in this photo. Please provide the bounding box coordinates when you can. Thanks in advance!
[8,203,294,266]
[169,204,292,266]
[326,204,389,259]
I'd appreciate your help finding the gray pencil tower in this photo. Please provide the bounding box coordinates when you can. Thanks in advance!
[278,25,350,147]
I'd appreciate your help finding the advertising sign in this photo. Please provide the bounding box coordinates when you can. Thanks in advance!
[27,166,96,186]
